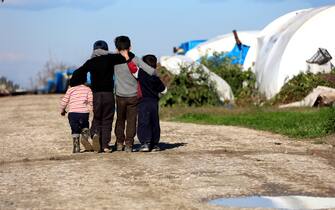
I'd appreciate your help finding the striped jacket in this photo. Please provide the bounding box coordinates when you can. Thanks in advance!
[60,85,93,113]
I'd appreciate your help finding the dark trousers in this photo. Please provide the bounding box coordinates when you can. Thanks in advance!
[115,96,138,147]
[137,98,160,146]
[91,92,115,150]
[68,112,89,136]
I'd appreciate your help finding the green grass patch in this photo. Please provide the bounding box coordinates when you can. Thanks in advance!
[174,107,335,139]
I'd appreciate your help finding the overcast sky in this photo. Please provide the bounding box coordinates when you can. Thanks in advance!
[1,0,335,88]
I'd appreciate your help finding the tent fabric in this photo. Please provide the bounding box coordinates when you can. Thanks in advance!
[221,44,250,65]
[279,86,335,108]
[255,6,335,99]
[160,55,234,103]
[178,40,207,54]
[185,31,259,70]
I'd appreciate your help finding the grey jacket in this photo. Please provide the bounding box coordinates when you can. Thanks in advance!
[114,56,156,97]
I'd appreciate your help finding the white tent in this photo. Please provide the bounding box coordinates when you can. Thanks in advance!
[255,5,335,99]
[185,31,259,70]
[160,55,234,103]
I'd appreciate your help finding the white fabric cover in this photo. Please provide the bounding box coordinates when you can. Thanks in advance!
[279,86,335,108]
[255,6,335,99]
[160,55,234,103]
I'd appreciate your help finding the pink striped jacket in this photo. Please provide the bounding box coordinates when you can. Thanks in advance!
[60,85,93,113]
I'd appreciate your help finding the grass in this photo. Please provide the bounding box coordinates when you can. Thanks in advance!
[163,107,335,139]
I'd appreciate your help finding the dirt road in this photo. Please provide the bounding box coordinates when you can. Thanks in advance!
[0,95,334,209]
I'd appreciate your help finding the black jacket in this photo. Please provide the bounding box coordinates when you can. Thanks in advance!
[138,69,165,100]
[70,53,134,92]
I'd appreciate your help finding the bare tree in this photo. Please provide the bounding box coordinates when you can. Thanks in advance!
[0,76,19,95]
[31,59,73,91]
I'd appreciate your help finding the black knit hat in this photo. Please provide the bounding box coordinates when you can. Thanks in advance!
[69,70,87,87]
[93,40,108,51]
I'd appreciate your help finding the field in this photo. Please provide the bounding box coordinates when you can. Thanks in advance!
[0,95,335,209]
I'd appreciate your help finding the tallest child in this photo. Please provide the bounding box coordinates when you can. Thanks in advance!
[70,40,132,152]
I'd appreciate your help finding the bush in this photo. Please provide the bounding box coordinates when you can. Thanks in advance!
[200,52,260,106]
[159,52,261,107]
[159,65,221,107]
[273,70,335,105]
[157,66,173,87]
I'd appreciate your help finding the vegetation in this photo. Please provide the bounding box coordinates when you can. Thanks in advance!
[173,107,335,139]
[0,76,20,95]
[159,52,261,107]
[157,55,335,139]
[159,65,221,107]
[200,53,261,106]
[273,69,335,105]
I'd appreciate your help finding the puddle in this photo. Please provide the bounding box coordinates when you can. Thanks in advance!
[209,196,335,209]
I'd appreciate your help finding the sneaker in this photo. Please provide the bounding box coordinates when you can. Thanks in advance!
[124,145,133,153]
[103,147,112,153]
[151,145,161,152]
[139,144,150,152]
[92,133,100,152]
[116,143,124,151]
[81,128,93,152]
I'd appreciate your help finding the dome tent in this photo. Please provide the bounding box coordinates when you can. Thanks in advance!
[185,31,259,70]
[254,5,335,99]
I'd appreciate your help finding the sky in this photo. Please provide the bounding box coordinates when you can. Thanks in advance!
[0,0,335,88]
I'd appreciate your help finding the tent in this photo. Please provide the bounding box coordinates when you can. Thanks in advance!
[254,5,335,99]
[185,31,259,70]
[160,55,234,103]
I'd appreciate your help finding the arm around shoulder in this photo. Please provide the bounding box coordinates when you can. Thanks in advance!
[133,57,156,76]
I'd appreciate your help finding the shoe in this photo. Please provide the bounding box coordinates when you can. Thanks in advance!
[116,143,124,151]
[73,137,80,153]
[124,145,133,153]
[151,145,161,152]
[81,128,93,152]
[103,147,112,153]
[139,144,150,152]
[92,133,100,152]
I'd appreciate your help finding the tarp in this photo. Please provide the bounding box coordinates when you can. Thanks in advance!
[160,55,234,103]
[254,6,335,99]
[279,86,335,108]
[220,44,250,65]
[185,31,259,70]
[177,40,207,54]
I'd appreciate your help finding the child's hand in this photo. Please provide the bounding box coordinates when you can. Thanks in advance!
[61,110,67,116]
[119,50,129,60]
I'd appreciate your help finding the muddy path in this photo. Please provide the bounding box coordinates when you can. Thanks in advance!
[0,95,334,210]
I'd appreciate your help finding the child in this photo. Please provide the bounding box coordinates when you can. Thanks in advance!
[136,55,166,152]
[113,36,157,152]
[60,71,93,153]
[70,40,132,153]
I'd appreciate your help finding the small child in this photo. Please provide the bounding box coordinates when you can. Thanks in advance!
[135,54,167,152]
[60,71,93,153]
